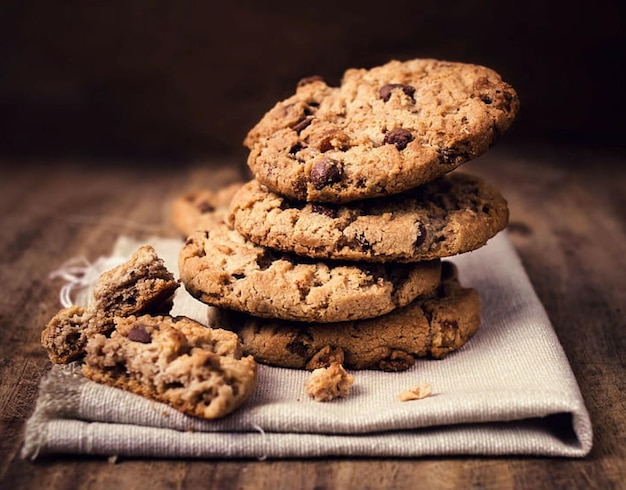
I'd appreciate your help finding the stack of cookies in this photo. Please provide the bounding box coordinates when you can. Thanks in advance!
[176,58,519,372]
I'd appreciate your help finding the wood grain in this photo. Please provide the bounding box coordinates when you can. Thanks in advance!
[0,143,624,489]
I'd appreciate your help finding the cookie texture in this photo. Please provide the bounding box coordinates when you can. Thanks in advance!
[40,306,105,364]
[244,58,519,203]
[42,245,179,364]
[179,221,441,323]
[224,262,481,371]
[92,245,179,316]
[229,173,508,263]
[171,183,243,237]
[82,314,258,419]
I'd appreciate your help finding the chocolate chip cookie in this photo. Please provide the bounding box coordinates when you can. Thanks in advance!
[92,244,179,317]
[42,245,179,364]
[178,221,441,323]
[83,314,258,419]
[222,262,481,371]
[244,58,519,203]
[42,245,258,419]
[228,173,508,263]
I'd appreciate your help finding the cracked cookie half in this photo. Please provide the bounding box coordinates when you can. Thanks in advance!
[83,314,257,419]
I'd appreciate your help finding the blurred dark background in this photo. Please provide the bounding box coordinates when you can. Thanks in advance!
[1,0,624,163]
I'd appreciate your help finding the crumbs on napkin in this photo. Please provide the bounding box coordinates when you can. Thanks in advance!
[397,383,432,401]
[305,362,354,402]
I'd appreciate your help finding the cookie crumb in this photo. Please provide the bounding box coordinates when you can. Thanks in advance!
[305,362,354,402]
[397,383,432,401]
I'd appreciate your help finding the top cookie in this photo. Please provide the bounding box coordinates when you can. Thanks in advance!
[244,58,519,203]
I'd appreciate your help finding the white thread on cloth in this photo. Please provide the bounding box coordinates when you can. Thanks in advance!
[49,256,127,307]
[251,423,269,461]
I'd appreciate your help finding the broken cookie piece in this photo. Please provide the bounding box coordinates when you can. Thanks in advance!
[42,244,258,419]
[41,245,179,364]
[41,306,108,364]
[305,362,354,402]
[92,245,179,317]
[82,315,258,419]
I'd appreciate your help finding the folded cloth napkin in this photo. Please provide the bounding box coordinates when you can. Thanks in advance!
[22,232,593,459]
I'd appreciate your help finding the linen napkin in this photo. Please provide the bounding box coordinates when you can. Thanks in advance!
[22,232,593,459]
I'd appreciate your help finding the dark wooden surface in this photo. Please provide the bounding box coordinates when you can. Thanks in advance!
[1,142,624,489]
[2,2,625,159]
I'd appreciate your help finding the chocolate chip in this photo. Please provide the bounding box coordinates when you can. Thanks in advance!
[297,75,324,88]
[196,201,215,214]
[415,222,427,247]
[441,319,459,329]
[383,128,413,150]
[479,94,493,105]
[311,204,338,218]
[310,158,344,189]
[379,83,416,102]
[291,115,313,133]
[127,325,152,343]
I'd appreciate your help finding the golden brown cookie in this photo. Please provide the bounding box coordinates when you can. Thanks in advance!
[40,305,104,364]
[228,173,508,263]
[245,58,519,203]
[178,221,441,323]
[41,245,179,364]
[92,245,179,316]
[222,262,481,371]
[83,314,258,419]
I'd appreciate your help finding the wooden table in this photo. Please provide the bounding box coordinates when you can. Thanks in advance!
[1,142,624,489]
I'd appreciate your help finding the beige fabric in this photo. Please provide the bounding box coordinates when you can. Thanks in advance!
[22,232,593,459]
